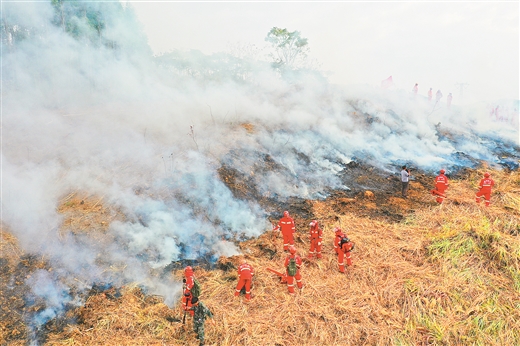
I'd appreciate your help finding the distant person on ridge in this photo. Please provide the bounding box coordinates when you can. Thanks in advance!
[431,169,449,204]
[308,220,323,259]
[476,172,494,207]
[273,210,296,251]
[401,165,410,198]
[412,83,419,95]
[428,88,433,101]
[447,93,453,108]
[381,75,393,89]
[435,90,443,103]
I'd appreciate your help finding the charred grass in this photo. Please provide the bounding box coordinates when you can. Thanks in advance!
[1,169,520,345]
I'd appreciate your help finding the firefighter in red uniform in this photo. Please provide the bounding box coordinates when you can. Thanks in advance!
[184,266,195,291]
[428,88,433,101]
[273,211,296,251]
[447,93,453,108]
[308,220,323,259]
[284,246,303,294]
[234,258,254,300]
[338,236,354,273]
[476,172,494,207]
[333,227,346,255]
[182,266,195,316]
[431,169,449,204]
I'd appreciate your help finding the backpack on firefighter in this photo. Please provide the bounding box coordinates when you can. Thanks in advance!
[191,278,201,298]
[339,236,354,251]
[287,258,297,277]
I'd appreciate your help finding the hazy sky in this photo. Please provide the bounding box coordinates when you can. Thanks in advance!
[131,1,519,103]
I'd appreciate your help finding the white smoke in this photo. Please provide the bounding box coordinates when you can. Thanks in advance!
[26,270,75,329]
[1,1,518,333]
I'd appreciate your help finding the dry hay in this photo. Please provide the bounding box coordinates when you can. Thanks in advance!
[0,228,24,343]
[57,192,126,237]
[34,203,439,345]
[0,227,48,344]
[2,169,520,345]
[46,215,432,346]
[45,285,177,346]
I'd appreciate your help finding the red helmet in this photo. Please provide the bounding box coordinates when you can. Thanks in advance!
[283,211,289,217]
[309,220,318,228]
[440,169,445,174]
[288,246,296,254]
[484,172,490,178]
[184,266,193,275]
[334,227,342,234]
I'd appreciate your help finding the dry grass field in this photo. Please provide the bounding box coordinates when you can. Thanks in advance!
[1,168,520,345]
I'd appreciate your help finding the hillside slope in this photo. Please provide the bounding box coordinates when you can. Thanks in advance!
[2,168,519,345]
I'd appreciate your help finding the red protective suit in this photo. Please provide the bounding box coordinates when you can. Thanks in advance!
[308,220,323,259]
[476,174,494,206]
[284,247,303,294]
[182,291,194,316]
[274,211,296,251]
[338,239,354,273]
[184,267,195,291]
[184,266,195,293]
[235,261,254,300]
[381,76,393,89]
[431,171,449,204]
[333,228,346,254]
[182,266,195,316]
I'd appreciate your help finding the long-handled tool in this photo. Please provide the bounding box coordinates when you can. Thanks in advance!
[267,267,287,284]
[182,279,189,325]
[431,189,447,198]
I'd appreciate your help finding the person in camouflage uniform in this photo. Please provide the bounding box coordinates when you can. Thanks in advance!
[189,297,213,346]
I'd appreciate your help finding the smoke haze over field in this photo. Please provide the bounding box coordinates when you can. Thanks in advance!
[132,1,519,104]
[1,0,519,335]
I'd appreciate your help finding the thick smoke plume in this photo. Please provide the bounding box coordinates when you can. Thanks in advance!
[1,1,518,337]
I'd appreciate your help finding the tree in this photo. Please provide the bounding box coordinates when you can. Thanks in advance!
[50,0,107,42]
[265,27,309,69]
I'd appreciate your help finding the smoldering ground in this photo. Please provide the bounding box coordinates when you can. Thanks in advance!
[1,1,518,341]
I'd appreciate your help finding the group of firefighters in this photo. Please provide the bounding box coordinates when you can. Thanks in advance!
[431,170,495,207]
[180,211,355,345]
[179,170,495,345]
[412,83,453,108]
[266,213,354,293]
